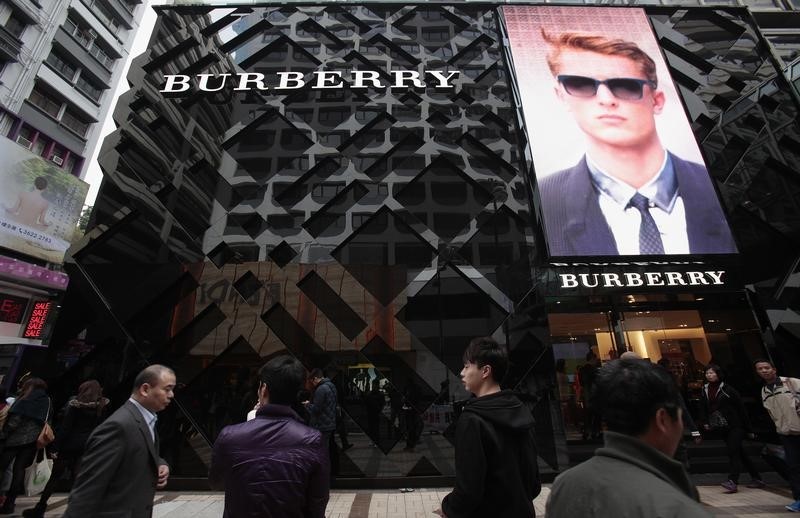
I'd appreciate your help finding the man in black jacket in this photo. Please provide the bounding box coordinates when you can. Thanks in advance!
[436,337,540,517]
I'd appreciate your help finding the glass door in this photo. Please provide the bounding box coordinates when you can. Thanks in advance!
[547,310,616,441]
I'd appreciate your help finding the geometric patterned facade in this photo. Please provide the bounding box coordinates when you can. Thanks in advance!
[38,4,800,485]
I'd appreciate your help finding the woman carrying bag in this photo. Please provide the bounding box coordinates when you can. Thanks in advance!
[0,378,52,514]
[23,380,109,518]
[699,364,764,494]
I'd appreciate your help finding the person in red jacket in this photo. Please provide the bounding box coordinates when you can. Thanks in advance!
[210,355,329,518]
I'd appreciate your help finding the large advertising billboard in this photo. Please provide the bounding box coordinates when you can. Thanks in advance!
[0,139,89,264]
[503,6,737,258]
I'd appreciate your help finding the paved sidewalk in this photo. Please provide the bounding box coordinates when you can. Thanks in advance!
[10,483,798,517]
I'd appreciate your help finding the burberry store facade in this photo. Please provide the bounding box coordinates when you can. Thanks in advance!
[38,2,800,485]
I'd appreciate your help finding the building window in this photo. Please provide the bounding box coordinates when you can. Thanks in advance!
[83,0,120,33]
[64,17,116,69]
[4,12,27,39]
[61,109,90,137]
[48,143,67,163]
[65,154,79,174]
[45,51,78,81]
[76,75,103,102]
[120,0,137,14]
[28,87,62,119]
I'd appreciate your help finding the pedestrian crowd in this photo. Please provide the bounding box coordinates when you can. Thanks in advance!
[0,342,797,517]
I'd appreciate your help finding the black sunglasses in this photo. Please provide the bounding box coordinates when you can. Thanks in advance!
[557,75,656,101]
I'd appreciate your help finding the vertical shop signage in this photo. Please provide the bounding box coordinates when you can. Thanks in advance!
[23,301,52,339]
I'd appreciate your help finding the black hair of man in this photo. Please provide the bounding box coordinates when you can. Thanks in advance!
[260,356,306,406]
[309,368,324,380]
[34,177,48,190]
[753,357,774,368]
[462,336,509,384]
[705,363,725,382]
[132,364,175,393]
[591,358,681,437]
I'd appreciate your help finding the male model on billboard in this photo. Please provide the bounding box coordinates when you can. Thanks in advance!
[538,31,737,257]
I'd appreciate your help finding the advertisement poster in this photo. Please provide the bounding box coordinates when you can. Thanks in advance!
[503,6,736,257]
[0,139,89,264]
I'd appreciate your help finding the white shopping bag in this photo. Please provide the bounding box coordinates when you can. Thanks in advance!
[24,448,53,496]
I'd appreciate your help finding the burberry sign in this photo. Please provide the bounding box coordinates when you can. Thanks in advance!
[559,270,726,289]
[160,70,461,93]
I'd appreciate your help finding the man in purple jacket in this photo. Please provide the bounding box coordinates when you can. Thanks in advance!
[209,355,330,517]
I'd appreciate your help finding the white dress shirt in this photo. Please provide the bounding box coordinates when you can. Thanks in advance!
[587,152,690,255]
[129,397,158,442]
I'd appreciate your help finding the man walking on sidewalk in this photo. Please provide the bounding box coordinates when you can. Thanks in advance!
[546,358,710,517]
[435,337,540,517]
[755,358,800,512]
[62,365,175,518]
[210,355,329,517]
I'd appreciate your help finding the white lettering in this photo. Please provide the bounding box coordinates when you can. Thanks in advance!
[560,274,578,288]
[623,273,644,287]
[351,70,382,89]
[161,75,191,93]
[234,73,268,91]
[392,70,424,88]
[428,70,459,88]
[665,272,687,286]
[277,72,305,89]
[601,273,623,287]
[197,73,230,92]
[706,271,725,285]
[686,272,708,285]
[579,274,600,288]
[645,272,665,286]
[313,71,344,89]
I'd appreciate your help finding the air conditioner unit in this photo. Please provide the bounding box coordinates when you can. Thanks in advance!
[87,28,98,39]
[51,156,64,166]
[15,136,32,148]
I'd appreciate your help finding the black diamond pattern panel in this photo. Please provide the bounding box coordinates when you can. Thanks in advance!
[396,264,509,376]
[332,206,437,307]
[297,270,367,340]
[395,156,493,242]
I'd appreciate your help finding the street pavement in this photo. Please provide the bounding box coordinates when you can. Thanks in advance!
[10,481,798,517]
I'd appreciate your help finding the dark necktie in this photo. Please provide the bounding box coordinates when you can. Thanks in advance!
[628,193,664,254]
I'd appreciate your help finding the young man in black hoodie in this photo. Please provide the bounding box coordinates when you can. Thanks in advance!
[435,337,540,517]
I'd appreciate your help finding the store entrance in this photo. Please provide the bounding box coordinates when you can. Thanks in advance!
[547,292,767,444]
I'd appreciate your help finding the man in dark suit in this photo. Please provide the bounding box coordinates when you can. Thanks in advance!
[62,365,175,518]
[538,31,737,257]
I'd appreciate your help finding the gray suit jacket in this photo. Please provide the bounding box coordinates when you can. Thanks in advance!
[63,400,167,518]
[538,153,737,256]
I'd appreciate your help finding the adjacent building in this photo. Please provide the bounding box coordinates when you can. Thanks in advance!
[0,0,142,388]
